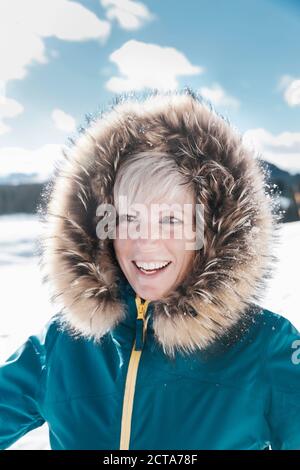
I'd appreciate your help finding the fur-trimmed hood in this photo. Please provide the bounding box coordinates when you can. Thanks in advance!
[38,88,279,358]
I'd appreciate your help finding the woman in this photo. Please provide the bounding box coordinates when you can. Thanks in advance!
[0,88,299,450]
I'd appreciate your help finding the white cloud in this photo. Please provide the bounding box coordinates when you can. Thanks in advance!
[0,95,24,136]
[278,75,300,107]
[284,79,300,107]
[199,83,240,109]
[106,40,203,92]
[243,128,300,174]
[277,74,294,91]
[0,144,65,182]
[0,0,111,86]
[101,0,155,30]
[51,108,76,133]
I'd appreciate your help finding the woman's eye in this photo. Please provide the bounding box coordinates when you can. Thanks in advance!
[161,216,181,224]
[127,215,137,222]
[119,214,137,223]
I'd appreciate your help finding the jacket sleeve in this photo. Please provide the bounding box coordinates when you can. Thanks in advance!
[0,316,59,449]
[265,315,300,450]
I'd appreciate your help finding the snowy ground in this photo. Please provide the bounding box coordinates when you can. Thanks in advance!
[0,213,299,450]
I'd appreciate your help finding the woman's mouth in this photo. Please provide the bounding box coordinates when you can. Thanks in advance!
[132,260,172,276]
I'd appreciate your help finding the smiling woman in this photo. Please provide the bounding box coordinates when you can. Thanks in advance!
[0,88,300,451]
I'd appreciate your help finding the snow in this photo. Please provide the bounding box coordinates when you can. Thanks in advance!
[0,213,299,450]
[261,221,299,326]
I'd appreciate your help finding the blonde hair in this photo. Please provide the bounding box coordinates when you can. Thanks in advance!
[113,151,195,214]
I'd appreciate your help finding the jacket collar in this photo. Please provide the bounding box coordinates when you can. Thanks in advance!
[116,273,155,329]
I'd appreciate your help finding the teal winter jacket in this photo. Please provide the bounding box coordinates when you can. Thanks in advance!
[0,276,300,450]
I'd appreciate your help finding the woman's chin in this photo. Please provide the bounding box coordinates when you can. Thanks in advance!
[132,282,172,302]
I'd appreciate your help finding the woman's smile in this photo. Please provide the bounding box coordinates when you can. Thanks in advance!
[132,260,172,276]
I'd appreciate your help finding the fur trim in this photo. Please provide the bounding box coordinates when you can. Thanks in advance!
[37,88,279,359]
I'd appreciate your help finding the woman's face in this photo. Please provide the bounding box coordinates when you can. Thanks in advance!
[113,190,196,301]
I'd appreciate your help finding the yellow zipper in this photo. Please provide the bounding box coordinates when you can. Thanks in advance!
[119,296,150,450]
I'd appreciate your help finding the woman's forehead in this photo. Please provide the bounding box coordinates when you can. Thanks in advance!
[117,199,194,216]
[117,187,194,207]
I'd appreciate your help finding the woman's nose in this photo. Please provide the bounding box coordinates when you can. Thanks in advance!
[134,219,162,241]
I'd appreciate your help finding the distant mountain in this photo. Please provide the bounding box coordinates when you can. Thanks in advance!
[0,183,44,215]
[0,172,44,186]
[263,161,300,187]
[261,160,300,222]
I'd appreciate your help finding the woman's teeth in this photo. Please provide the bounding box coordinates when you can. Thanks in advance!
[133,261,171,274]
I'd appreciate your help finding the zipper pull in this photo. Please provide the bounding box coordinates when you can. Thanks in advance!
[134,297,150,351]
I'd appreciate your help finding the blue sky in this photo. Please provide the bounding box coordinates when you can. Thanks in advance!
[1,0,300,179]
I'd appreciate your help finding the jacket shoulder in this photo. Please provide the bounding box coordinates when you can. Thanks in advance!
[247,306,297,340]
[258,307,299,340]
[260,308,300,381]
[30,312,66,361]
[258,309,300,449]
